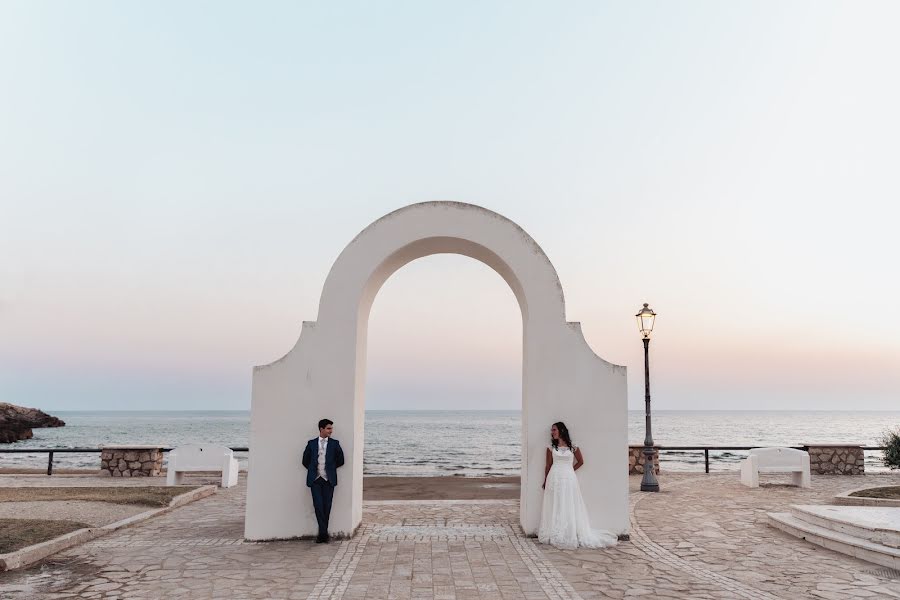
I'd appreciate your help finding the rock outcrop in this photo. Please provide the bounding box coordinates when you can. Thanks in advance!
[0,402,65,443]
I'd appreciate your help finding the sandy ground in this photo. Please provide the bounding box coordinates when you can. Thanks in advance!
[363,476,519,500]
[0,500,146,527]
[0,468,102,475]
[0,472,521,500]
[0,475,518,528]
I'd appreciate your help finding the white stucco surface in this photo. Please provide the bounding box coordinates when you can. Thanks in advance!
[244,202,628,540]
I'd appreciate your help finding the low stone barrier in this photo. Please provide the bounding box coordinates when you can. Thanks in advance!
[803,443,865,475]
[0,485,216,571]
[628,445,660,475]
[100,445,164,477]
[833,485,900,507]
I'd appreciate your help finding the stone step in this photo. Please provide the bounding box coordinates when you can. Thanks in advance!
[768,512,900,570]
[788,505,900,549]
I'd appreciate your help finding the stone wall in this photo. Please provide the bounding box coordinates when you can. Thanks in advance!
[629,445,660,475]
[100,445,164,477]
[804,444,864,475]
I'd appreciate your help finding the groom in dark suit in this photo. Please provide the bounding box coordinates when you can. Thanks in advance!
[301,418,345,543]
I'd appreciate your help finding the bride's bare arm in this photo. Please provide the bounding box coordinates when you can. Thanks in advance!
[542,448,552,489]
[573,448,585,471]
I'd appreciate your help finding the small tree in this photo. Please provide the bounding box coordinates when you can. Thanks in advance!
[879,427,900,470]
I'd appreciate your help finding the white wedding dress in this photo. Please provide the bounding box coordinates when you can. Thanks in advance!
[538,445,618,550]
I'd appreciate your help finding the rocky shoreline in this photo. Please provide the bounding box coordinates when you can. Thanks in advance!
[0,403,65,443]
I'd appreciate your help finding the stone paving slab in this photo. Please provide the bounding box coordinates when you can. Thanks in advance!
[0,473,899,599]
[792,505,900,534]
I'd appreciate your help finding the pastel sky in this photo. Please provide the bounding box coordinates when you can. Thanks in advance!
[1,2,898,411]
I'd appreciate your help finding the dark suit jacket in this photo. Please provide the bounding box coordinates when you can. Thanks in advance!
[301,437,345,487]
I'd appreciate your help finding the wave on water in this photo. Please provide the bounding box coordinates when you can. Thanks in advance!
[2,409,898,475]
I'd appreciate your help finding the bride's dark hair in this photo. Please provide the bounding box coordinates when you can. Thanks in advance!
[551,421,574,450]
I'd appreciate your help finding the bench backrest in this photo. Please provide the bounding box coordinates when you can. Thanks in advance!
[169,445,233,468]
[749,447,807,468]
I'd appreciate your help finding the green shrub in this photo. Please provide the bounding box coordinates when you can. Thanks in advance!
[879,428,900,470]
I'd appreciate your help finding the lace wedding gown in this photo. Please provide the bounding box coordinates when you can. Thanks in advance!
[538,446,618,550]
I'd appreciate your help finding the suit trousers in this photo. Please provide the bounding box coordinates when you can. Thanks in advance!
[310,477,334,538]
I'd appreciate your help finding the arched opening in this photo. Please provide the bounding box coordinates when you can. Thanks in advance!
[363,254,523,483]
[245,202,628,541]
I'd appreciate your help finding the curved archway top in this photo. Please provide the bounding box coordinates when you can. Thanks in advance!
[245,201,630,542]
[316,201,567,326]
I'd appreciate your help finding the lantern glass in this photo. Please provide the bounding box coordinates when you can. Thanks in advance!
[636,304,656,338]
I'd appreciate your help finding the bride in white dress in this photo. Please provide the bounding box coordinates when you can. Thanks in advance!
[538,421,618,550]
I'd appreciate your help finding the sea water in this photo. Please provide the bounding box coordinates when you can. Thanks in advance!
[2,410,898,475]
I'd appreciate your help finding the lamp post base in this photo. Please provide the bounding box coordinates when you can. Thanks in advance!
[640,446,659,492]
[640,478,660,493]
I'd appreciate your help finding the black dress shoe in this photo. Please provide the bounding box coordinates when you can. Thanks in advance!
[315,535,325,543]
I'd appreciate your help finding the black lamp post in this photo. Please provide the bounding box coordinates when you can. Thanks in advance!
[636,302,659,492]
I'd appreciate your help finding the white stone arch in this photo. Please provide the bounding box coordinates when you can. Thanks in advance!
[244,202,628,540]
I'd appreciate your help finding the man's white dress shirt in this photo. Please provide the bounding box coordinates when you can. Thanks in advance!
[317,436,328,481]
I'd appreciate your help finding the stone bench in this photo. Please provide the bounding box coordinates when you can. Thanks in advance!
[166,444,239,488]
[740,447,811,488]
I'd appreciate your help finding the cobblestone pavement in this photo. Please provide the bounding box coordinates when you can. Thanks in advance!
[544,472,900,600]
[1,473,899,599]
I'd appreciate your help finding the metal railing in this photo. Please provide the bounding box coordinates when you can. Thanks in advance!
[654,445,887,474]
[0,447,249,476]
[0,445,887,476]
